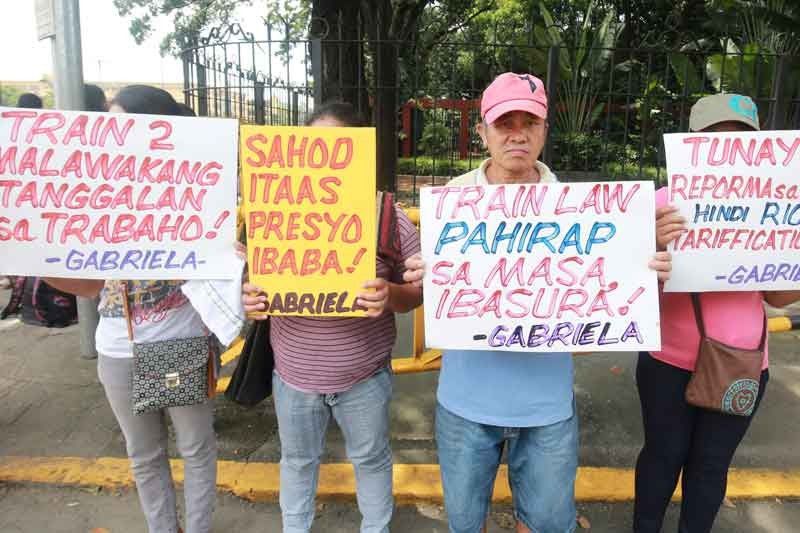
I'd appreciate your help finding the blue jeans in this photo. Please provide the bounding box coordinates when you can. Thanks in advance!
[436,403,578,533]
[273,368,393,533]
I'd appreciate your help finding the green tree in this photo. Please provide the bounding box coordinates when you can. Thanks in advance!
[0,82,55,108]
[611,0,717,49]
[532,1,623,134]
[112,0,249,55]
[114,0,500,189]
[0,85,25,107]
[708,0,800,54]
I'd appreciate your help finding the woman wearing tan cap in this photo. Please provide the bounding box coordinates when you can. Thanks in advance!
[634,93,800,533]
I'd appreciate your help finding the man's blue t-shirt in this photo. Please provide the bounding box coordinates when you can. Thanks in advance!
[435,159,574,428]
[437,349,574,428]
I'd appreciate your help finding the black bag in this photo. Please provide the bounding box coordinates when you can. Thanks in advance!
[122,282,216,415]
[225,319,274,406]
[131,334,217,414]
[20,278,77,328]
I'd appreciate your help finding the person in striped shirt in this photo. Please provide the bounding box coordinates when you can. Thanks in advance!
[241,101,423,533]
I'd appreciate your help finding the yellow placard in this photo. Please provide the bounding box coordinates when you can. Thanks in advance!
[240,125,376,316]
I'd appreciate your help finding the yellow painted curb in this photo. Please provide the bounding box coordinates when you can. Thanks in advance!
[2,456,800,503]
[769,316,793,333]
[221,338,245,367]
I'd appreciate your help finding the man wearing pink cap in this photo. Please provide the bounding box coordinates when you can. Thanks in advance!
[404,73,672,533]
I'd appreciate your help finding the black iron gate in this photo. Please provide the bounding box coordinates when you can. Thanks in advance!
[181,19,800,204]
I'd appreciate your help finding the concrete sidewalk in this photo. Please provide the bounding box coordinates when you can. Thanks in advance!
[2,287,800,532]
[2,288,798,469]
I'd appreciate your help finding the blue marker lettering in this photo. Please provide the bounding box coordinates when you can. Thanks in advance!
[526,222,560,253]
[558,224,583,254]
[585,222,616,254]
[491,222,522,254]
[434,222,468,255]
[461,222,489,254]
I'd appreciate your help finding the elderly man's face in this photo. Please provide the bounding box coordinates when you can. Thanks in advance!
[477,110,547,176]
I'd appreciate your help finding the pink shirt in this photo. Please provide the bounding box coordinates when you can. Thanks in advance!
[651,187,768,371]
[270,209,421,393]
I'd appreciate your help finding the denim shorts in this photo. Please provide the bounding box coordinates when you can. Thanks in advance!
[435,402,578,533]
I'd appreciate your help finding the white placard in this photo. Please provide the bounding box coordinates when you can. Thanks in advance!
[0,107,238,279]
[664,130,800,292]
[420,181,661,352]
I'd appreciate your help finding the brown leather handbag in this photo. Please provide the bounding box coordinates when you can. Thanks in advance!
[684,294,765,416]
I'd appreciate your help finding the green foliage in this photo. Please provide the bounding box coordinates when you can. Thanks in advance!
[706,41,776,96]
[666,37,797,102]
[551,132,615,171]
[667,52,705,96]
[602,161,666,183]
[113,0,250,55]
[0,85,25,107]
[263,0,309,36]
[397,156,475,176]
[553,132,606,166]
[0,84,55,108]
[418,122,451,156]
[115,0,800,191]
[550,130,662,180]
[710,0,800,54]
[532,1,623,136]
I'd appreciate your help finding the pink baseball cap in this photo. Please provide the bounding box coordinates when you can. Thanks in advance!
[481,72,548,125]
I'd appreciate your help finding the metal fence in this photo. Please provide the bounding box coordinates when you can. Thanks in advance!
[181,20,800,204]
[182,23,315,126]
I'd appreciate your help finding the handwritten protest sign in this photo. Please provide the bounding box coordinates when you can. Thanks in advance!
[420,181,660,352]
[0,107,238,279]
[240,125,376,316]
[664,130,800,292]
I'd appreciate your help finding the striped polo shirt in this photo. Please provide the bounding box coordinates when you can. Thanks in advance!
[270,208,420,393]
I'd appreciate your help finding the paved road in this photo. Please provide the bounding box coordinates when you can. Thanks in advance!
[1,485,799,532]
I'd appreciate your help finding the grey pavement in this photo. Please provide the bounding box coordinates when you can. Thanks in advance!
[1,485,799,532]
[2,287,800,532]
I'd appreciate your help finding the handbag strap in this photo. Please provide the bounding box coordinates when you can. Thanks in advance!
[120,281,212,343]
[121,282,135,342]
[690,293,706,339]
[756,308,768,351]
[691,293,767,350]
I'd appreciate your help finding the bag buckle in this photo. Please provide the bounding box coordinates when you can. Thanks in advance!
[165,372,181,389]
